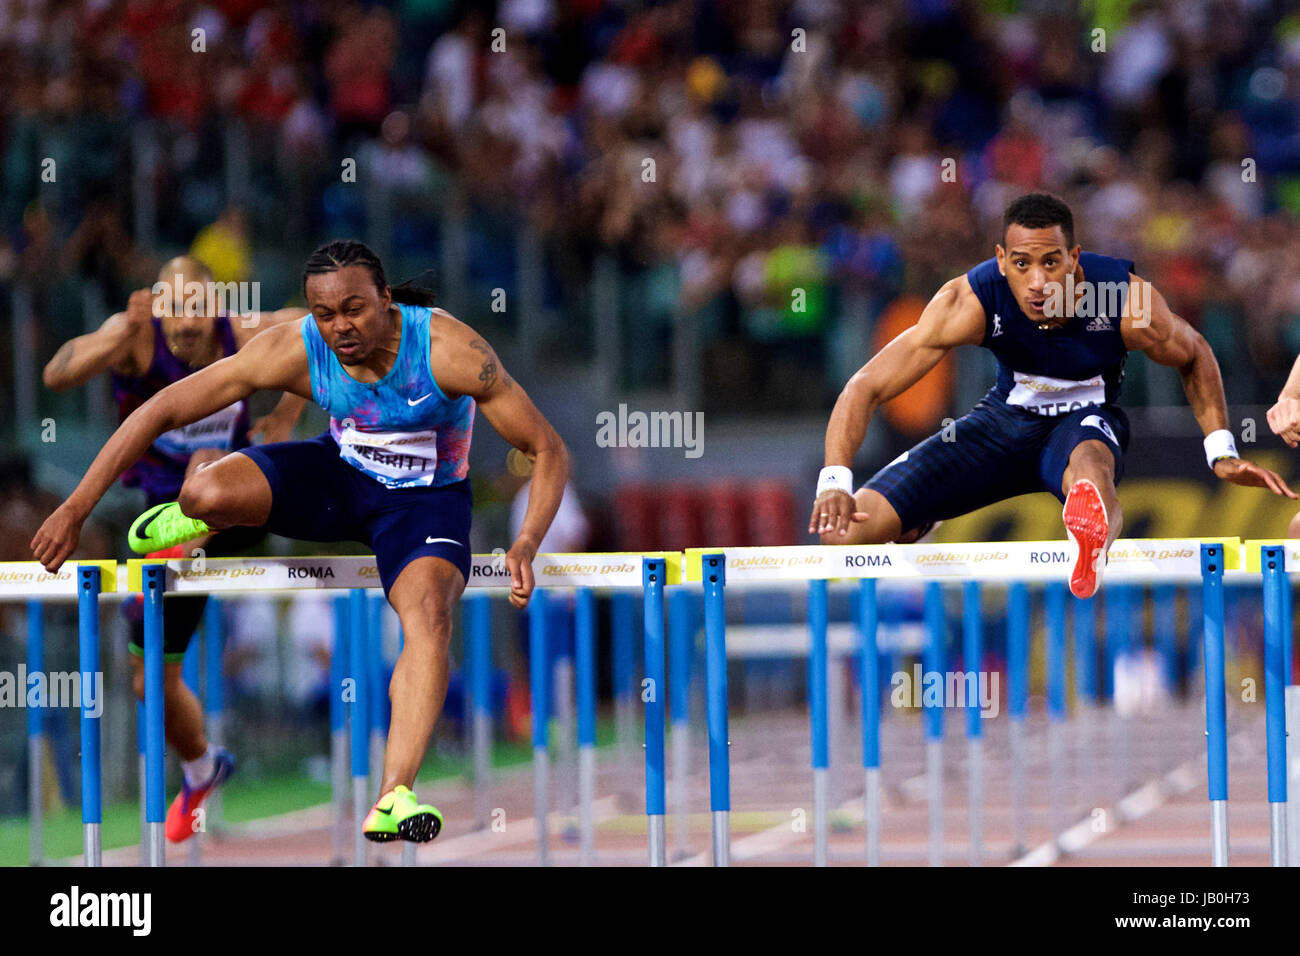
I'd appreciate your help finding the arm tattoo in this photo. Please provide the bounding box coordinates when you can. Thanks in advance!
[469,338,511,391]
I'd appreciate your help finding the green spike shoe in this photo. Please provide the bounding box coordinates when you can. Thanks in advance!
[363,786,443,843]
[128,502,211,554]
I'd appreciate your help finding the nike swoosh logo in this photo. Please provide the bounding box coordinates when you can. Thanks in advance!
[374,805,392,815]
[425,537,461,546]
[135,508,166,541]
[408,393,432,406]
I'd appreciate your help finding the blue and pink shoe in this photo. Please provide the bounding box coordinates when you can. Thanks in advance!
[165,748,235,843]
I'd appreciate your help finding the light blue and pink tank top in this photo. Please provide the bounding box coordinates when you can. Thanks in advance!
[111,316,250,502]
[301,303,475,488]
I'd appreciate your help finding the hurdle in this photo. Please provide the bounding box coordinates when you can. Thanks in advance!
[682,538,1293,867]
[114,551,679,867]
[3,535,1293,867]
[25,599,44,866]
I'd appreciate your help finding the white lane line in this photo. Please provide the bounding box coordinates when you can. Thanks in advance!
[1010,729,1256,867]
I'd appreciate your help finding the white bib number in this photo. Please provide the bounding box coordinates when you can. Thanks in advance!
[337,421,440,487]
[1007,371,1105,417]
[155,403,244,455]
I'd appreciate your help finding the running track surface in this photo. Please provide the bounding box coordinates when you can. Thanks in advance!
[73,701,1274,867]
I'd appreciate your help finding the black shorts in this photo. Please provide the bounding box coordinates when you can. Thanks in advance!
[865,399,1130,533]
[240,432,473,594]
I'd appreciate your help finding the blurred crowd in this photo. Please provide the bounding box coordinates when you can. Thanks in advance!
[3,0,1300,411]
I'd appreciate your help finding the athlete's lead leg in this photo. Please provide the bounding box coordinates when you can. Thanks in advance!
[1062,439,1124,598]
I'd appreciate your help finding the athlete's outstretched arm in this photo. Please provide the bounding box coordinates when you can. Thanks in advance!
[813,275,986,536]
[1267,353,1300,447]
[32,324,313,572]
[1123,274,1295,498]
[430,310,569,609]
[42,289,154,390]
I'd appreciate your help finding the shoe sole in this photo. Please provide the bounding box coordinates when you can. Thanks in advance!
[398,811,442,843]
[1063,479,1108,599]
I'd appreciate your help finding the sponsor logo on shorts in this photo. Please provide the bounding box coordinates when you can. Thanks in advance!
[1080,414,1119,445]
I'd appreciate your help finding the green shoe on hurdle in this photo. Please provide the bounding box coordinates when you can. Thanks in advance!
[128,502,211,554]
[363,786,443,843]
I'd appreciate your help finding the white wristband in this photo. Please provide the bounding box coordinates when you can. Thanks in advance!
[1204,429,1238,470]
[816,465,854,498]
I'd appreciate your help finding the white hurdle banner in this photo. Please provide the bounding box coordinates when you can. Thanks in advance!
[6,537,1295,869]
[682,538,1242,584]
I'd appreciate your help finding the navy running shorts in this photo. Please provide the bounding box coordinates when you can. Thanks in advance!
[864,399,1129,533]
[240,432,473,594]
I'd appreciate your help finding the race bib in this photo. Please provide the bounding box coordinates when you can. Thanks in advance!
[155,403,244,455]
[1006,371,1105,417]
[336,421,440,487]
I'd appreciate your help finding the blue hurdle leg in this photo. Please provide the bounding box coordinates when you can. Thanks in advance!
[26,600,44,866]
[858,579,880,866]
[808,579,829,867]
[668,587,693,860]
[141,564,166,866]
[702,553,729,866]
[643,560,668,866]
[1200,543,1230,866]
[575,589,597,864]
[963,581,985,867]
[1262,546,1289,866]
[78,566,104,866]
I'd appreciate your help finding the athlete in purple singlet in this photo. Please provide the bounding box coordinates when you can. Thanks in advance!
[43,255,307,842]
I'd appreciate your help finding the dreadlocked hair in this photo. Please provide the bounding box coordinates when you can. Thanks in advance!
[301,239,438,307]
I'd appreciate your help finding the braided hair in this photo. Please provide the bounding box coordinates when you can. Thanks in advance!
[301,239,438,307]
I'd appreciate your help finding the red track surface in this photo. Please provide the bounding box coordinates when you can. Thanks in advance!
[75,699,1277,867]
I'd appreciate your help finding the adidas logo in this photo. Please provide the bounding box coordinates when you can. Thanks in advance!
[1085,314,1113,332]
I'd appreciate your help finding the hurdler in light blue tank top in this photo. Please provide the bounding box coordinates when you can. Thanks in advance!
[301,304,475,488]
